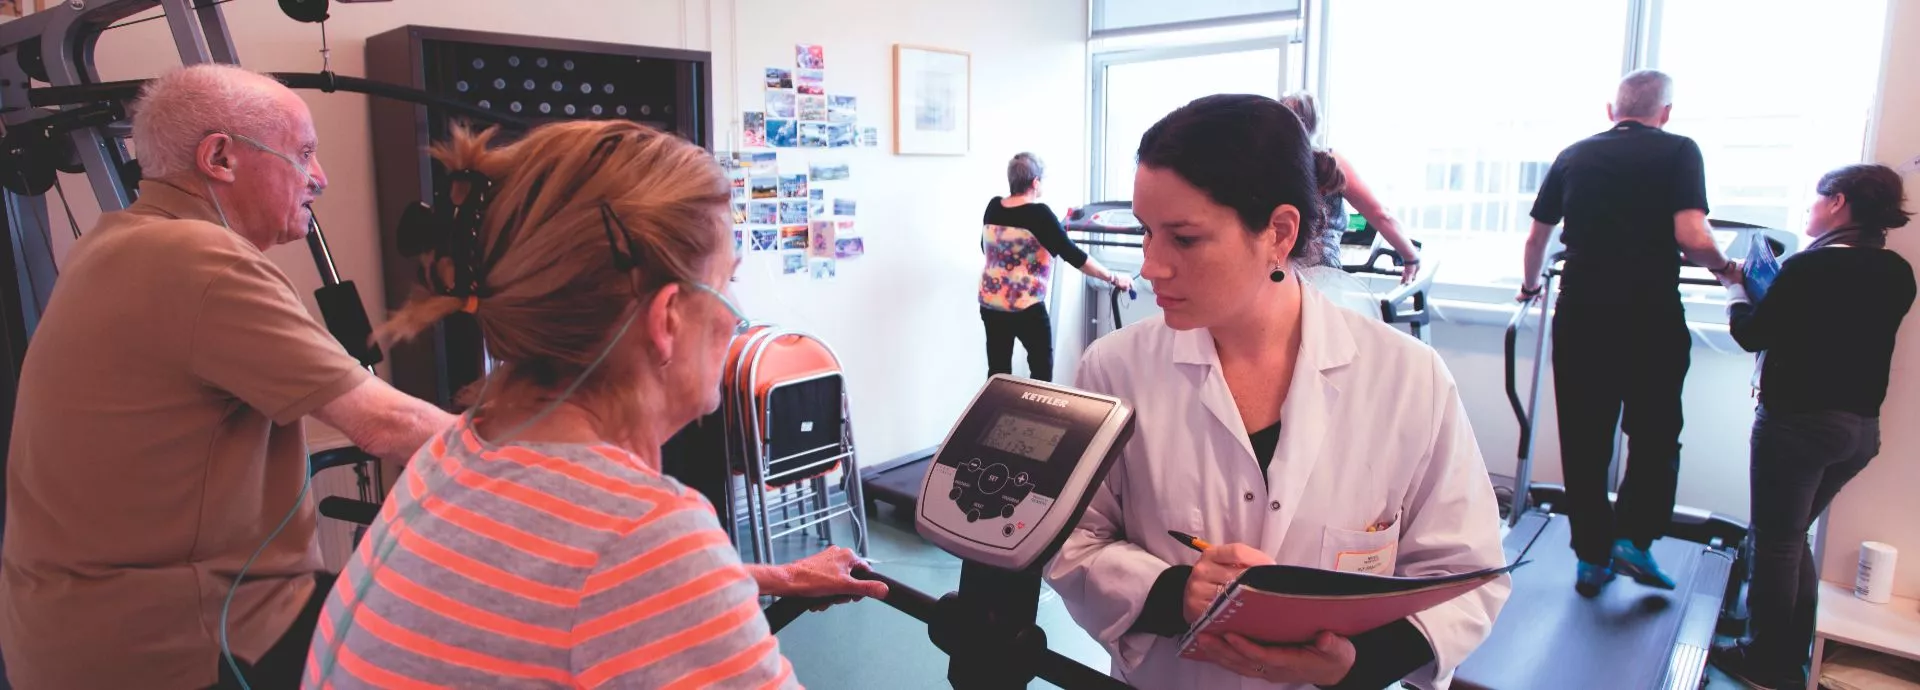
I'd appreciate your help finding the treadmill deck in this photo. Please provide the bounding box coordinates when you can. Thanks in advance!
[1455,511,1732,690]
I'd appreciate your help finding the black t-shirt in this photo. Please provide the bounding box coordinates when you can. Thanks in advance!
[1729,246,1916,416]
[1530,121,1710,304]
[981,198,1089,268]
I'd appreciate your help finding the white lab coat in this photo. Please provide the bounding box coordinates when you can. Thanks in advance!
[1045,284,1511,690]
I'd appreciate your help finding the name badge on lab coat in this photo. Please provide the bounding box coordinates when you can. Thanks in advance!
[1323,519,1401,575]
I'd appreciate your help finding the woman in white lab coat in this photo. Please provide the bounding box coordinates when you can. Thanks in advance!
[1045,94,1511,690]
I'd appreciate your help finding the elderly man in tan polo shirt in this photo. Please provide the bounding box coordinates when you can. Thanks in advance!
[0,64,453,689]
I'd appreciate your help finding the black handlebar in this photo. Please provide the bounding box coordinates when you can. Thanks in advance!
[763,570,1132,689]
[1503,301,1535,459]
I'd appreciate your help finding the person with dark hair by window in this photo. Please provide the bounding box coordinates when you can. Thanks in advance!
[1710,164,1916,690]
[979,152,1131,381]
[1045,94,1508,690]
[1278,92,1423,283]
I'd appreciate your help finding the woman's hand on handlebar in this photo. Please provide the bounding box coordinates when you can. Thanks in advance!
[1515,281,1543,304]
[1110,274,1134,294]
[1183,543,1272,624]
[1398,257,1421,285]
[752,546,890,610]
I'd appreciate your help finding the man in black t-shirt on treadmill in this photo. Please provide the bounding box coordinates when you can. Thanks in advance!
[1518,70,1742,598]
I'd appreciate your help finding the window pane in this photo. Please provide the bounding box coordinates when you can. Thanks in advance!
[1654,0,1888,234]
[1095,0,1301,33]
[1100,47,1282,200]
[1322,0,1630,286]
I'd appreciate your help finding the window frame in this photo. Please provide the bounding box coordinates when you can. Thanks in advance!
[1088,36,1295,203]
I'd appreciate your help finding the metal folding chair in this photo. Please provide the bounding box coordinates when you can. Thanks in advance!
[729,328,868,564]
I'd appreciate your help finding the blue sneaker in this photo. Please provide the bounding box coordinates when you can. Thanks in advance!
[1611,539,1677,590]
[1575,560,1614,598]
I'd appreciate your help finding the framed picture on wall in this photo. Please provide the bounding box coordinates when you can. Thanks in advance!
[892,44,970,156]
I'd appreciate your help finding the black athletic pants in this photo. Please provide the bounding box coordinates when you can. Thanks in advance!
[1551,300,1690,566]
[982,303,1053,382]
[1746,406,1879,673]
[208,572,337,690]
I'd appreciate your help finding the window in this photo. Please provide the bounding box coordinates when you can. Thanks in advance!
[1320,0,1632,288]
[1093,0,1301,35]
[1654,0,1889,239]
[1085,17,1305,267]
[1094,42,1288,201]
[1317,0,1890,290]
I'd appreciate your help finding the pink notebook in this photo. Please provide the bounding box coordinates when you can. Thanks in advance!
[1177,562,1524,662]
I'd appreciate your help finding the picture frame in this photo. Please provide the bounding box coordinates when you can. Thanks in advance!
[892,44,970,156]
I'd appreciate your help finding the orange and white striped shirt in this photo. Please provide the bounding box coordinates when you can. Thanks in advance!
[303,416,798,689]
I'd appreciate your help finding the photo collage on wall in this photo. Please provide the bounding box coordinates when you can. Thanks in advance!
[733,43,869,279]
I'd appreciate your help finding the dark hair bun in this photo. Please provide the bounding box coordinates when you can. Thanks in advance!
[1135,94,1324,257]
[1817,163,1913,231]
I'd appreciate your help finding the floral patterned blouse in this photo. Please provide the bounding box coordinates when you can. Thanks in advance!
[980,197,1089,312]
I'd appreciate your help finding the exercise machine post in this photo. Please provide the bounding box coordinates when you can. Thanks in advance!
[771,375,1138,689]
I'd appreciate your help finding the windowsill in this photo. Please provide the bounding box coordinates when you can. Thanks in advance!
[1345,273,1750,354]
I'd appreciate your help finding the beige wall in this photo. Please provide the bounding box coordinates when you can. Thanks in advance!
[1820,0,1920,599]
[42,0,1088,492]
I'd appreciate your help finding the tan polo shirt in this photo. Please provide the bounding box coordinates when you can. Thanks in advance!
[0,180,371,689]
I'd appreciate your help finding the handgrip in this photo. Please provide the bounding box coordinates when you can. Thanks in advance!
[1503,301,1533,455]
[318,497,380,526]
[764,570,931,634]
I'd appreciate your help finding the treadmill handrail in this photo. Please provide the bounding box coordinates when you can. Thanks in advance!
[1375,257,1438,324]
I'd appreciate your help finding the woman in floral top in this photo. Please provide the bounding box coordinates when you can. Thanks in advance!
[980,152,1131,381]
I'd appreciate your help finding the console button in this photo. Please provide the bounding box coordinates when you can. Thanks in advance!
[1015,472,1030,486]
[966,508,981,523]
[979,464,1011,494]
[1002,524,1016,537]
[949,487,963,501]
[1000,504,1015,519]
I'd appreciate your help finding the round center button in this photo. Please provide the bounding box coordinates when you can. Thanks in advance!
[978,463,1011,494]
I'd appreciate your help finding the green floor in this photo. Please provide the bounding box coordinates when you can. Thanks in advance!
[766,507,1755,690]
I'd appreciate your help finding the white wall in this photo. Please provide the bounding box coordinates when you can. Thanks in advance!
[710,0,1091,465]
[1820,0,1920,599]
[39,0,1088,473]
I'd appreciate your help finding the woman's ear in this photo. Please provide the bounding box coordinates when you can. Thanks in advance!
[644,284,683,367]
[1266,204,1302,264]
[195,134,238,183]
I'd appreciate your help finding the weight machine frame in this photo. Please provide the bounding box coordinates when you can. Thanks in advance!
[0,0,532,518]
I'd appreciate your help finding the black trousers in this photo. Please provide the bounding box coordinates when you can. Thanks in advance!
[982,303,1054,382]
[1551,300,1690,565]
[1746,406,1878,672]
[208,572,337,690]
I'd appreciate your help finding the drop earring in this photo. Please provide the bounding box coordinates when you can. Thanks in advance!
[1269,265,1287,282]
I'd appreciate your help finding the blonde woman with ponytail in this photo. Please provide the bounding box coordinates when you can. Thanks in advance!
[303,119,883,688]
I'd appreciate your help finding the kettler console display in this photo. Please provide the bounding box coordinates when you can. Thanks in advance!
[918,376,1134,571]
[766,375,1138,688]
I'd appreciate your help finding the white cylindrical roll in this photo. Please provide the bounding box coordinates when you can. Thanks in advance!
[1855,541,1898,604]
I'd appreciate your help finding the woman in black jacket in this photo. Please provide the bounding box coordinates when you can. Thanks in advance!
[1711,163,1916,690]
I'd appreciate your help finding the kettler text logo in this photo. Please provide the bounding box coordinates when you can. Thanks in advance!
[1021,392,1069,408]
